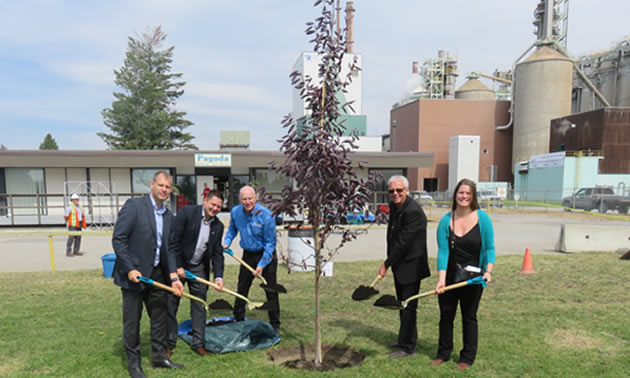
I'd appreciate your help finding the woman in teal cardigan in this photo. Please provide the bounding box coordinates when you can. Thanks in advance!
[430,179,495,371]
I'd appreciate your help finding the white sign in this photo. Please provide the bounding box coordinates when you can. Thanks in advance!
[194,153,232,167]
[529,151,565,169]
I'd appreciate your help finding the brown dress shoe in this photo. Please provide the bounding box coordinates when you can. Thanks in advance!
[430,358,444,366]
[193,347,210,356]
[194,347,209,356]
[457,362,471,370]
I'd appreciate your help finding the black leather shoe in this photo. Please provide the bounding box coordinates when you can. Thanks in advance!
[129,366,146,378]
[152,359,184,369]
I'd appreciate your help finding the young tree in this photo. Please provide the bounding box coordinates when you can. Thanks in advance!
[0,143,6,150]
[99,26,196,150]
[266,0,384,367]
[39,133,59,150]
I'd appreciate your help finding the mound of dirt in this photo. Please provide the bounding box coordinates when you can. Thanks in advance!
[268,344,365,371]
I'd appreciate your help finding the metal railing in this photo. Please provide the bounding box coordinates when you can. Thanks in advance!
[0,192,146,227]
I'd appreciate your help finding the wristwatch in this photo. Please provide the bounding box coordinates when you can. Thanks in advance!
[171,277,180,282]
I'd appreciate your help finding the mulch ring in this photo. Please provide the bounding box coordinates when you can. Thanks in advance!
[268,344,365,371]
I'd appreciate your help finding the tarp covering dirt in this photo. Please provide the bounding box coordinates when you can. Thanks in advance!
[178,318,281,353]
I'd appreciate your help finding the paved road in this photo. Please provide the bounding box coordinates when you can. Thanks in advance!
[0,209,627,273]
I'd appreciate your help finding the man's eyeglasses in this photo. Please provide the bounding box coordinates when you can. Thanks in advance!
[388,188,405,194]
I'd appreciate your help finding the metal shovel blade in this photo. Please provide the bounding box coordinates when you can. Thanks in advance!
[352,285,380,301]
[208,299,233,311]
[251,300,276,311]
[259,282,288,294]
[373,294,403,310]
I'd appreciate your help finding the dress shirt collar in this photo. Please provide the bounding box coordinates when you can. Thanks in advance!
[150,194,166,215]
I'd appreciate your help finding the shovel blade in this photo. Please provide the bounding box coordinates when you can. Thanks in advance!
[252,300,276,311]
[352,285,379,301]
[259,283,288,294]
[373,294,403,310]
[208,299,233,311]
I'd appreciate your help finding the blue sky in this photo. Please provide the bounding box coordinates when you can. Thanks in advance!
[0,0,628,150]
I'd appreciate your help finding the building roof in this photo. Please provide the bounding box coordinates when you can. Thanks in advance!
[455,78,493,93]
[0,150,434,169]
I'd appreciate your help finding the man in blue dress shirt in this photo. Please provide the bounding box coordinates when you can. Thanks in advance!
[223,185,279,330]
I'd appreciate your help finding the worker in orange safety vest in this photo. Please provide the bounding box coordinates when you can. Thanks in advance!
[64,193,86,257]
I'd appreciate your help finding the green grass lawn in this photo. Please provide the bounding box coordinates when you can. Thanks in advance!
[1,253,629,377]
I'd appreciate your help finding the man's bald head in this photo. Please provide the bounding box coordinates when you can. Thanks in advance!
[239,185,257,213]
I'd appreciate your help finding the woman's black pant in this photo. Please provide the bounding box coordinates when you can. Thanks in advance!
[436,284,483,365]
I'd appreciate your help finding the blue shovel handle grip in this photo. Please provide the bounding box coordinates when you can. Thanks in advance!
[223,248,234,256]
[184,270,198,281]
[137,276,154,285]
[467,276,488,288]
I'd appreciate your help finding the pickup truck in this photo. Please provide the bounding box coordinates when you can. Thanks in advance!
[561,186,630,214]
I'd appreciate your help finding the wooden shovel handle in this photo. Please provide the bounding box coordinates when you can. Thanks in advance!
[403,281,470,308]
[192,275,251,304]
[148,279,209,308]
[228,252,269,286]
[369,275,383,288]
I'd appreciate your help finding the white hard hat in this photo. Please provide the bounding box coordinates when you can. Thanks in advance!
[70,193,80,200]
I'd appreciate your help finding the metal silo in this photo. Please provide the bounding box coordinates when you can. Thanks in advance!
[455,77,496,100]
[512,45,573,168]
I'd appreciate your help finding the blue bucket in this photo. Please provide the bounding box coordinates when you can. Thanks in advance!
[101,253,116,278]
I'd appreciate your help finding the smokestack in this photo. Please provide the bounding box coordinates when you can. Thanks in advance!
[412,61,419,74]
[542,0,554,40]
[336,0,341,37]
[345,1,355,53]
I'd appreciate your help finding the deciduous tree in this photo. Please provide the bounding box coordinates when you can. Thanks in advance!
[266,0,384,367]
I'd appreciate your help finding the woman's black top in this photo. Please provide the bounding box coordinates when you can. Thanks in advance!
[446,223,481,283]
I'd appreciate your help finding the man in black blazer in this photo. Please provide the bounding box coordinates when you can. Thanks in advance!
[112,171,184,378]
[378,175,430,359]
[167,189,225,356]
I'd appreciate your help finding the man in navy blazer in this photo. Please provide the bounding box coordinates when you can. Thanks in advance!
[378,175,430,359]
[167,189,225,356]
[112,171,184,378]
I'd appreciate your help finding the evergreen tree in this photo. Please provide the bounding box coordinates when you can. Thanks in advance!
[39,133,59,150]
[0,143,6,150]
[99,26,196,150]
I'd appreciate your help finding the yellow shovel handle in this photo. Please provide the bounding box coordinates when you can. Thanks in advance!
[148,279,208,308]
[192,275,250,304]
[228,252,269,286]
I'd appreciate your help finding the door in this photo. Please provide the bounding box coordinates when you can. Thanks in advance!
[196,176,214,203]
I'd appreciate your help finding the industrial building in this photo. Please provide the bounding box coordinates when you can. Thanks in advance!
[389,0,630,199]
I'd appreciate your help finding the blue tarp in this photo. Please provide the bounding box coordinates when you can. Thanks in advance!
[178,317,281,354]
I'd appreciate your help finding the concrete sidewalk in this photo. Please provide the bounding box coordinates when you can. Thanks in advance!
[0,209,627,274]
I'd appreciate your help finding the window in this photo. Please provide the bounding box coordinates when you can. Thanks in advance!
[3,168,45,215]
[175,175,196,209]
[131,169,172,193]
[230,175,249,207]
[251,169,289,194]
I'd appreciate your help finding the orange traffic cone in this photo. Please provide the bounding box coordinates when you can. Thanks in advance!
[520,248,536,274]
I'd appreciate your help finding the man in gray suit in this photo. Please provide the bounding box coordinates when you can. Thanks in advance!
[112,171,184,378]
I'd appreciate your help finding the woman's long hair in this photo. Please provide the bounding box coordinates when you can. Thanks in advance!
[451,178,480,211]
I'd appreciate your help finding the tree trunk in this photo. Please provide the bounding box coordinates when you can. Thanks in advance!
[313,229,322,367]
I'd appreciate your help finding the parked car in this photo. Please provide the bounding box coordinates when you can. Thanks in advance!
[562,186,630,214]
[477,190,504,208]
[411,191,433,207]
